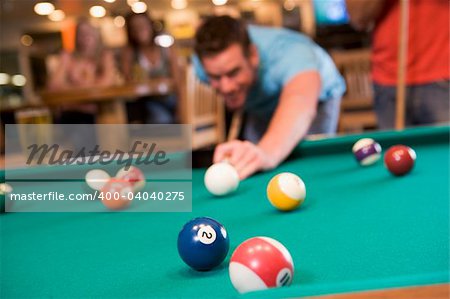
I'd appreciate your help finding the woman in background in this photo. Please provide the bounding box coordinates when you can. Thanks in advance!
[48,18,118,123]
[47,18,119,150]
[121,12,180,124]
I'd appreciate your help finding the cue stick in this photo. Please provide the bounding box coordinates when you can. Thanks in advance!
[395,0,410,130]
[227,109,243,141]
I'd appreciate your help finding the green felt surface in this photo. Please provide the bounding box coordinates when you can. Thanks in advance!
[1,126,449,298]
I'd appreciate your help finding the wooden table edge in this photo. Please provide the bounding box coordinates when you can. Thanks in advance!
[305,283,449,299]
[39,79,174,105]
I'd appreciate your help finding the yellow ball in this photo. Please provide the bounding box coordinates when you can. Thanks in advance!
[266,172,306,211]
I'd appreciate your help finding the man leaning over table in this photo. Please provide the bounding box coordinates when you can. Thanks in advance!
[192,16,346,179]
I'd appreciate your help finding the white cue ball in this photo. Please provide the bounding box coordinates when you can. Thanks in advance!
[85,169,111,191]
[204,162,239,196]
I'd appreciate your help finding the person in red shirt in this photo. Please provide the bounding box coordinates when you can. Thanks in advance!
[346,0,449,129]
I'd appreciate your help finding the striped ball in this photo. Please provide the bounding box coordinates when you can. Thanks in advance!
[229,237,294,293]
[352,138,382,166]
[267,173,306,211]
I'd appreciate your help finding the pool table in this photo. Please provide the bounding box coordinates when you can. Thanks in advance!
[1,125,449,298]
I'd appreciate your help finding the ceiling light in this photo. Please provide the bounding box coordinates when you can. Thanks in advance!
[48,9,65,21]
[34,2,55,16]
[113,16,125,27]
[12,75,26,87]
[90,6,106,18]
[20,35,33,47]
[171,0,187,10]
[0,73,10,85]
[155,34,174,48]
[212,0,228,6]
[283,0,296,11]
[131,1,147,13]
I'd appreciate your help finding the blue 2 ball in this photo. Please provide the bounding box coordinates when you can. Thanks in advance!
[177,217,229,271]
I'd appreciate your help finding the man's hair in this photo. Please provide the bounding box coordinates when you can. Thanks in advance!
[194,15,251,59]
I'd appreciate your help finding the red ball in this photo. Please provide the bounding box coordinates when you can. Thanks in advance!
[100,179,133,210]
[229,237,294,293]
[116,166,146,191]
[384,145,416,176]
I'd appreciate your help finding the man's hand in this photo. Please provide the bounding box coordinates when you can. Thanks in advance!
[212,71,321,180]
[213,140,277,180]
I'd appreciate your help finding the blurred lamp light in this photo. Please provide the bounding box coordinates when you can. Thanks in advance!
[104,0,116,3]
[48,9,65,21]
[34,2,55,15]
[90,6,106,18]
[283,0,296,11]
[171,0,187,10]
[12,75,26,87]
[212,0,228,5]
[113,16,125,27]
[153,20,164,32]
[21,35,34,46]
[249,0,260,7]
[127,0,138,6]
[155,34,174,48]
[131,1,147,13]
[0,73,10,85]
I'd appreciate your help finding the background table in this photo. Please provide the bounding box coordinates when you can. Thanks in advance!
[1,126,448,298]
[40,78,174,124]
[39,78,175,150]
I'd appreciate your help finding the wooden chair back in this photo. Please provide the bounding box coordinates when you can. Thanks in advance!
[179,64,225,149]
[331,49,378,132]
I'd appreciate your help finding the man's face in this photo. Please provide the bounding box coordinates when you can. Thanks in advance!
[201,44,258,110]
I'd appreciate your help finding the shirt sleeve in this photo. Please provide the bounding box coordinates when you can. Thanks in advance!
[191,54,209,84]
[269,40,320,87]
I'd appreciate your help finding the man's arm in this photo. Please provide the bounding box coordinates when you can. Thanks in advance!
[345,0,386,31]
[214,71,321,179]
[258,71,320,168]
